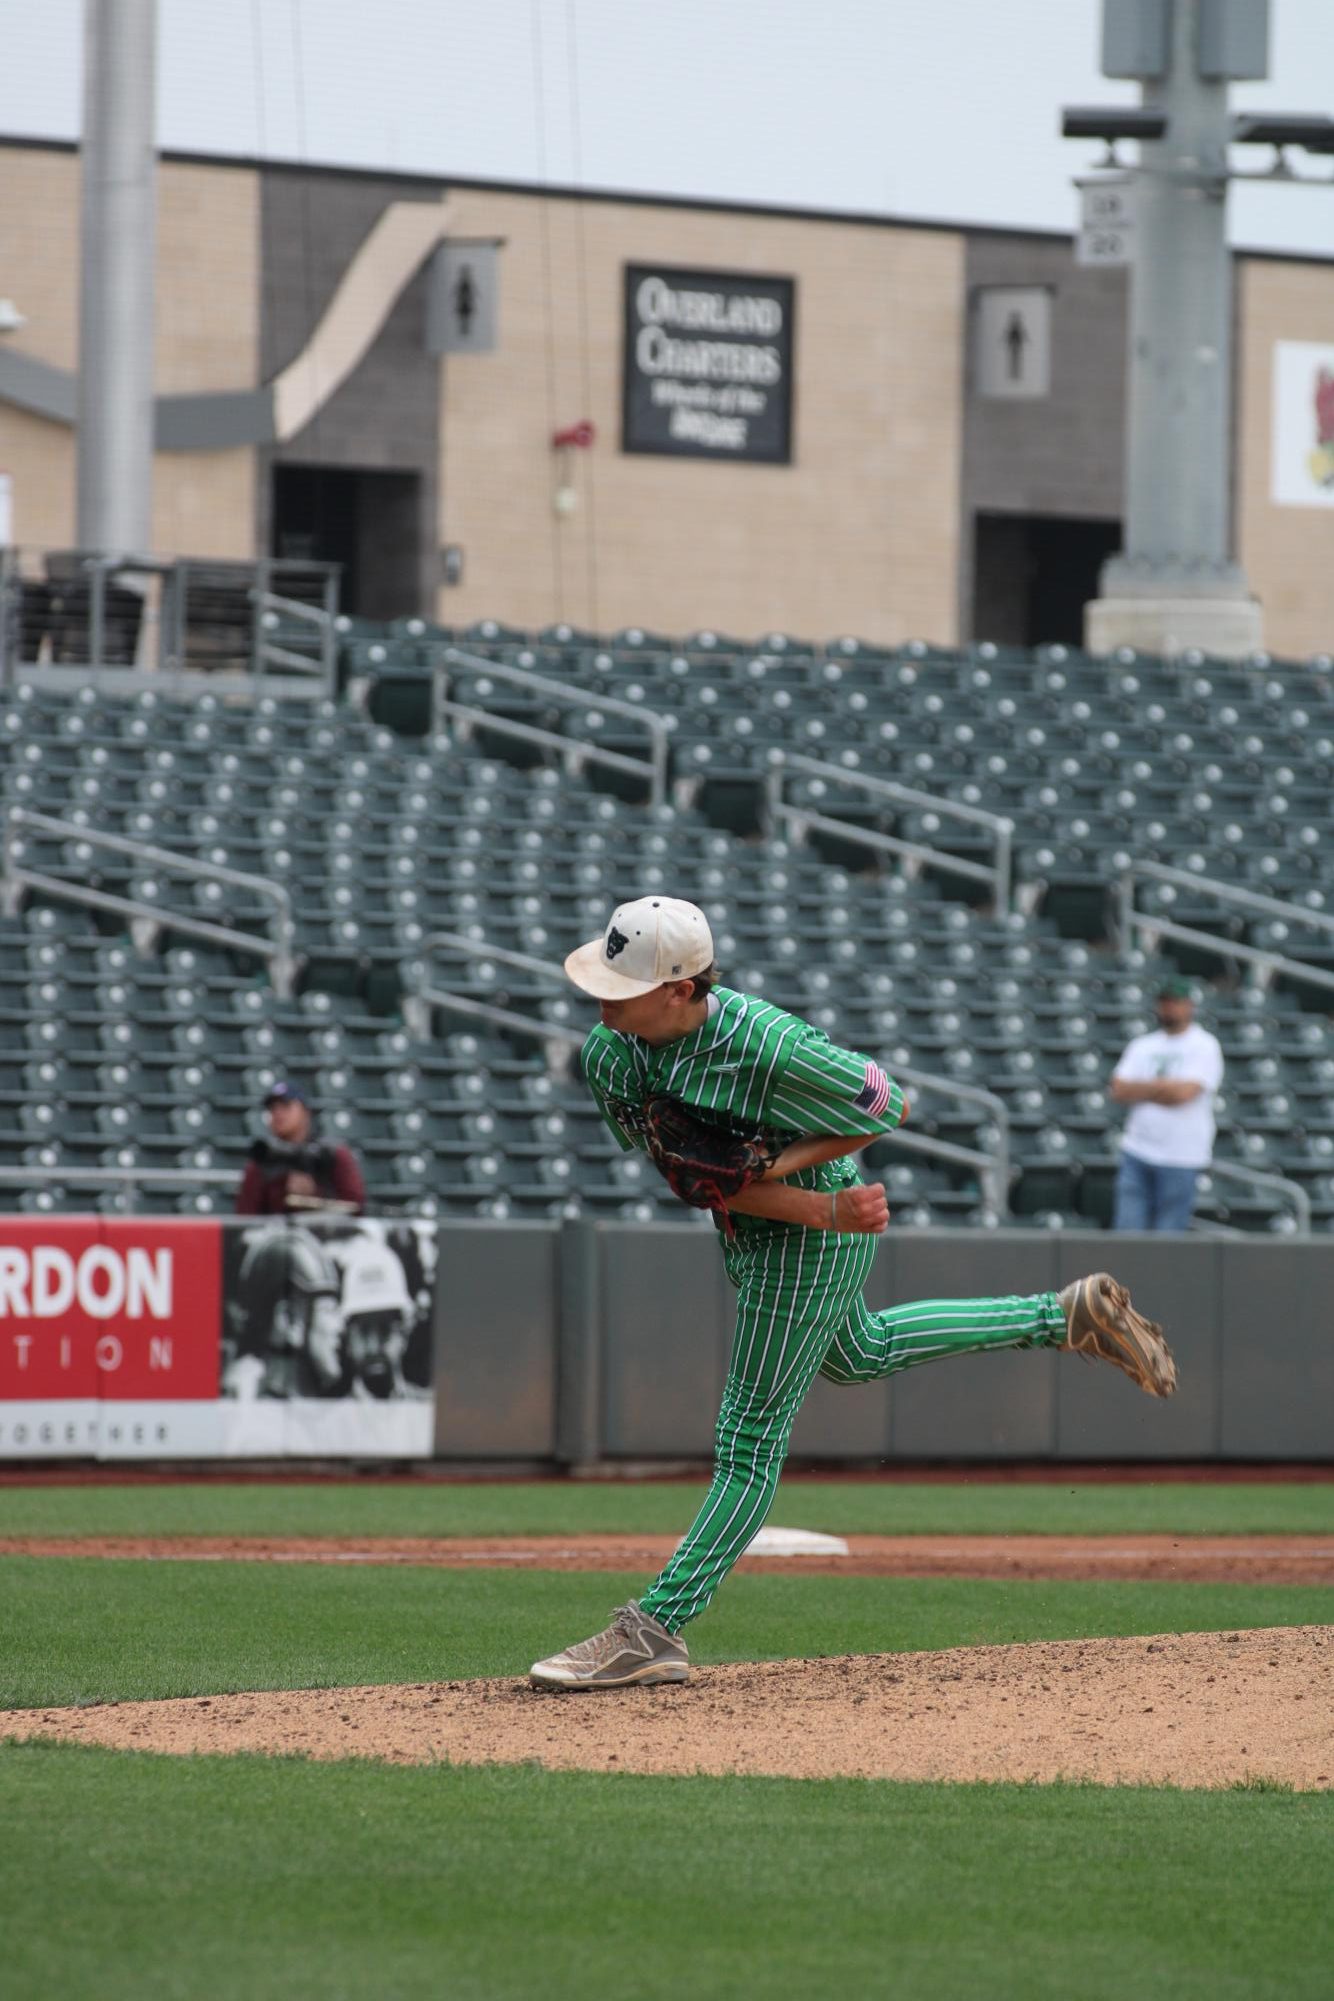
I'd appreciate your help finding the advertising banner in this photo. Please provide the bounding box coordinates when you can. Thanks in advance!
[622,263,795,464]
[220,1216,436,1458]
[0,1218,220,1458]
[0,1215,436,1460]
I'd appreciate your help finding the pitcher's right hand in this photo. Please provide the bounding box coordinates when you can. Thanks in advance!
[833,1183,891,1233]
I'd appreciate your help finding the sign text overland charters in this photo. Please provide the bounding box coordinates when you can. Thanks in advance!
[622,264,795,464]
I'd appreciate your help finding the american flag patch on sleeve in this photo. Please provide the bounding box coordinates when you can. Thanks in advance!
[854,1060,892,1117]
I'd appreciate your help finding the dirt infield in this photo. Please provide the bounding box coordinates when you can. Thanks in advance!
[5,1532,1334,1585]
[8,1627,1332,1789]
[7,1533,1331,1787]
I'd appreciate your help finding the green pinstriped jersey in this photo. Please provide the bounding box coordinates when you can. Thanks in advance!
[580,985,906,1235]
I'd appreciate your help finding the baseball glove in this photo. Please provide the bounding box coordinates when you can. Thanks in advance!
[642,1095,786,1238]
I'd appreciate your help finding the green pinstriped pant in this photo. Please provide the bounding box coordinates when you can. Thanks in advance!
[639,1225,1066,1635]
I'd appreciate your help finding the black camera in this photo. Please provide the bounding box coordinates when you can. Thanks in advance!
[249,1137,337,1179]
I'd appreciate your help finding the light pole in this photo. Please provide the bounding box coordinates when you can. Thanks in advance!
[1065,0,1333,659]
[76,0,158,555]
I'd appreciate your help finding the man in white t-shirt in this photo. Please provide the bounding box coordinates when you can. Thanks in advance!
[1108,978,1224,1232]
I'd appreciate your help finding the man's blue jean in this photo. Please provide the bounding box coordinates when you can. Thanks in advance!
[1113,1150,1200,1232]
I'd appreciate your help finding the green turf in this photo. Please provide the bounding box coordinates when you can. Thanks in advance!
[2,1478,1333,1539]
[3,1743,1331,2001]
[2,1558,1329,1710]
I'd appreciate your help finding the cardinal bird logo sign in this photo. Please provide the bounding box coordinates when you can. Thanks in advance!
[1308,368,1334,493]
[1272,342,1334,509]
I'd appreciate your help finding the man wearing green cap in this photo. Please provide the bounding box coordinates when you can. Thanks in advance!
[1109,979,1224,1231]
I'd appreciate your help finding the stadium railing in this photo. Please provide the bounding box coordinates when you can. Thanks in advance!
[431,646,670,807]
[1,807,299,997]
[1115,860,1334,999]
[403,931,587,1078]
[0,547,339,698]
[0,1164,236,1214]
[763,751,1014,915]
[1202,1156,1311,1235]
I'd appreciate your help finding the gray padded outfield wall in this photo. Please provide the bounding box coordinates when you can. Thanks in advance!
[0,1220,1326,1462]
[430,1222,561,1460]
[430,1223,1333,1465]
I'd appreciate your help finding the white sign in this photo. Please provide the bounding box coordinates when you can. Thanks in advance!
[973,288,1051,400]
[427,242,499,354]
[0,471,11,545]
[1271,341,1334,509]
[1077,181,1135,267]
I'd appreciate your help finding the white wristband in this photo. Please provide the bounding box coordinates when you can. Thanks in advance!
[830,1189,839,1231]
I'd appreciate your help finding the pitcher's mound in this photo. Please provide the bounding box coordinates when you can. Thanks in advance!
[7,1626,1332,1790]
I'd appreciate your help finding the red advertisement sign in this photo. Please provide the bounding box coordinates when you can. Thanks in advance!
[0,1219,221,1401]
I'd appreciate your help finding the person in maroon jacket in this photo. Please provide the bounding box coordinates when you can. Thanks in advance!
[234,1082,367,1216]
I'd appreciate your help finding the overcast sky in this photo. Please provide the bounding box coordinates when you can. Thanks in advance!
[2,0,1331,256]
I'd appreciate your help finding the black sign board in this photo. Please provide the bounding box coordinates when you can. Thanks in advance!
[622,263,795,464]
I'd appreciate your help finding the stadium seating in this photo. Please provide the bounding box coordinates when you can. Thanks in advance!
[3,619,1333,1234]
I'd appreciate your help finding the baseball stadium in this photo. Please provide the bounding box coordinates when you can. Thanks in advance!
[2,3,1332,1996]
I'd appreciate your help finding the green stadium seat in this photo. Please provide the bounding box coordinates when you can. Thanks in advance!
[5,628,1334,1232]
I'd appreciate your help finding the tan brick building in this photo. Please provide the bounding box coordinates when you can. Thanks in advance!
[1,139,1331,657]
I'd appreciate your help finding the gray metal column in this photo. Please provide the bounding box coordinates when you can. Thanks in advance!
[1116,1,1235,584]
[1084,0,1264,658]
[76,0,158,555]
[555,1218,603,1467]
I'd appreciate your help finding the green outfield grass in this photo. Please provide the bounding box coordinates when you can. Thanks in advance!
[2,1477,1333,1539]
[2,1557,1330,1710]
[4,1742,1331,2001]
[4,1526,1330,2000]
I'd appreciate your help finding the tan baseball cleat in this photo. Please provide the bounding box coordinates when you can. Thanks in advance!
[529,1601,690,1690]
[1059,1272,1178,1397]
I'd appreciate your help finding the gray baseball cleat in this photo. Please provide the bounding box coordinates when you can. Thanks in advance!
[529,1600,690,1690]
[1059,1272,1178,1397]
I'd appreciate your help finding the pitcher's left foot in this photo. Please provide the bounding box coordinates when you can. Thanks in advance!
[1059,1272,1178,1396]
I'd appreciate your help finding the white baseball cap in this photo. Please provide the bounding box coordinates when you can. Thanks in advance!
[564,896,715,1000]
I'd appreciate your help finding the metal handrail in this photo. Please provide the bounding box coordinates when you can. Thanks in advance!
[404,931,587,1074]
[0,1164,235,1213]
[421,930,580,985]
[764,752,1013,914]
[412,983,585,1059]
[2,808,299,998]
[1122,918,1334,997]
[1121,860,1334,933]
[1082,1150,1311,1237]
[0,1163,406,1217]
[879,1128,1008,1215]
[251,588,338,694]
[887,1062,1012,1217]
[72,552,168,676]
[765,808,1002,892]
[1199,1157,1311,1236]
[0,547,339,694]
[258,593,331,626]
[433,645,670,807]
[1116,860,1334,995]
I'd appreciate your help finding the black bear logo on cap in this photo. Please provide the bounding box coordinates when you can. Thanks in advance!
[605,926,630,960]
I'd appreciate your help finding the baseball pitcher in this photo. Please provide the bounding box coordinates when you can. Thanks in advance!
[530,896,1177,1690]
